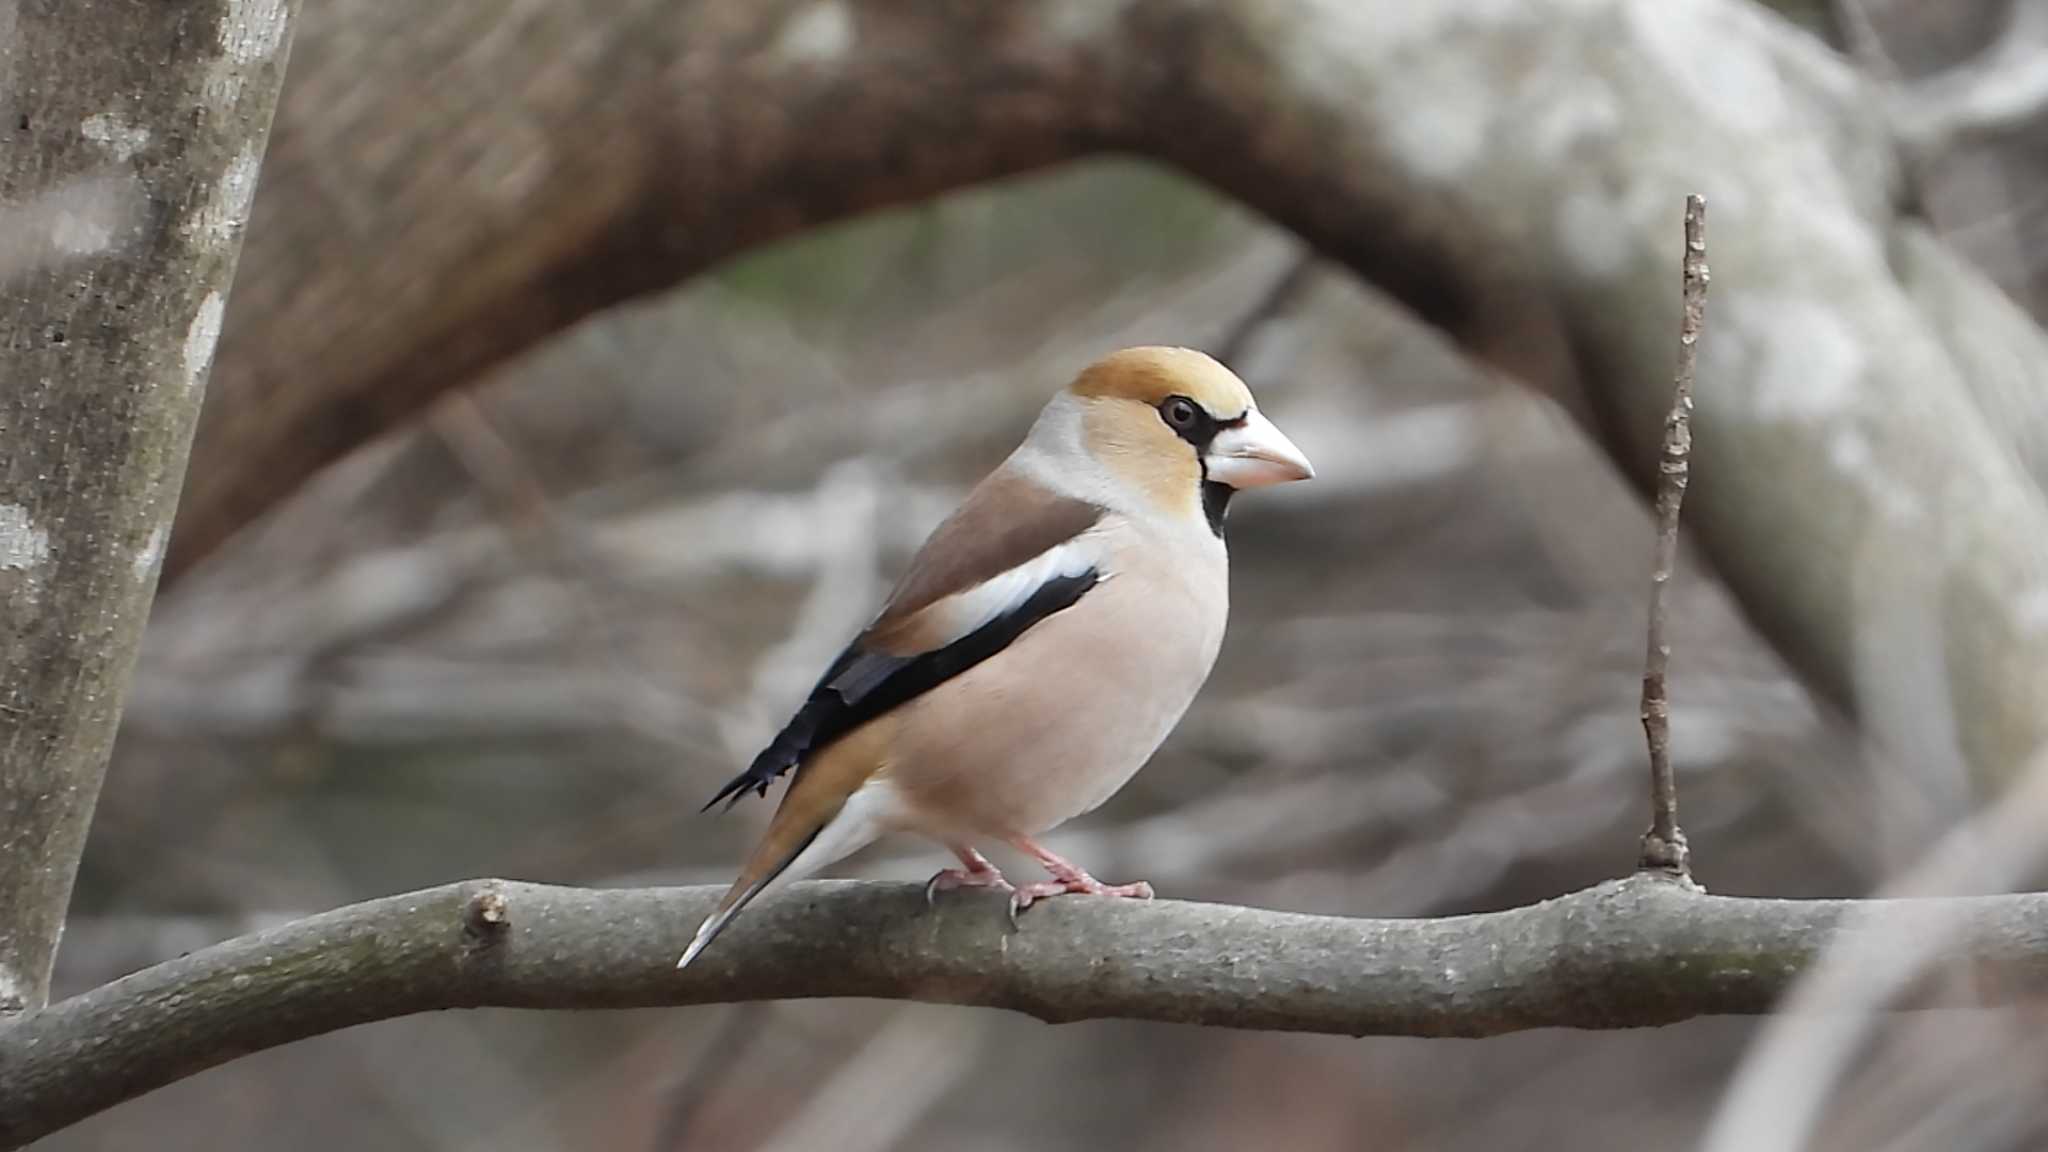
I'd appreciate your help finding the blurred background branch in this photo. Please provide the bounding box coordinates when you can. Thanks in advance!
[160,0,2048,803]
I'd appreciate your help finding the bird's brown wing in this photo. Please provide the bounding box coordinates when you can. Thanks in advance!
[700,466,1104,812]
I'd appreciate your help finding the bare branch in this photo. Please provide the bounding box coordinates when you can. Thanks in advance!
[1637,196,1709,879]
[426,393,616,596]
[7,877,2048,1147]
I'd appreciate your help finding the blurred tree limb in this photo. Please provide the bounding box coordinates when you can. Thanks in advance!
[0,0,299,1014]
[1891,0,2048,152]
[7,874,2048,1147]
[164,0,2048,796]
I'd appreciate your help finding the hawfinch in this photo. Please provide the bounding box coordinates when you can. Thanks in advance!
[679,346,1314,968]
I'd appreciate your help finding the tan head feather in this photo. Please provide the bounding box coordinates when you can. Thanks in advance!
[1066,347,1253,520]
[1068,346,1253,417]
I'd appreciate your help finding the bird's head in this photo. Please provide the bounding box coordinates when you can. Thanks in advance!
[1060,346,1314,530]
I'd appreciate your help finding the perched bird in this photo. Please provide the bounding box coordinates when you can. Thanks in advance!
[678,346,1314,968]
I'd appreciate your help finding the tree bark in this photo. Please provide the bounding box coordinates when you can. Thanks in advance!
[5,874,2048,1148]
[0,0,298,1014]
[163,0,2048,797]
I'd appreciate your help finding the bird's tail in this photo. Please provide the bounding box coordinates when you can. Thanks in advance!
[677,788,893,967]
[680,721,897,969]
[677,825,822,969]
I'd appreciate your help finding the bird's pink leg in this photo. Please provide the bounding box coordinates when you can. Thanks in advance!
[1005,836,1154,916]
[924,844,1013,905]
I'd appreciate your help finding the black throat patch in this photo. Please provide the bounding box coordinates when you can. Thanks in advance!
[1201,479,1233,537]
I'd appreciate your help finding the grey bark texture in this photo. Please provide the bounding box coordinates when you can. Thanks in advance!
[159,0,2048,797]
[7,874,2048,1148]
[0,0,299,1014]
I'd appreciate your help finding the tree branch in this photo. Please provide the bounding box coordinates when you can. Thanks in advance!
[0,0,299,1013]
[6,876,2048,1147]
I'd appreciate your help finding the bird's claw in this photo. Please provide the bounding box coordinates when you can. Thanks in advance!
[1006,876,1154,924]
[923,866,1013,908]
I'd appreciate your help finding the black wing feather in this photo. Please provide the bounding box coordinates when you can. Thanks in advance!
[701,569,1100,812]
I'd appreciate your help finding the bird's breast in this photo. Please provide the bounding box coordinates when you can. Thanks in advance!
[882,520,1227,838]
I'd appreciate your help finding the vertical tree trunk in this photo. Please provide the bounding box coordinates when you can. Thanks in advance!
[0,0,299,1014]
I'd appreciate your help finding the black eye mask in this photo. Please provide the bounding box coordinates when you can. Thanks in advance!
[1156,394,1245,536]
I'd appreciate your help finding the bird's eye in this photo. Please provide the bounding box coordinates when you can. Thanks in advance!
[1161,396,1200,431]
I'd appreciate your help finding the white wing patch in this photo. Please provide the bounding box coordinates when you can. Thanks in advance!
[910,534,1105,651]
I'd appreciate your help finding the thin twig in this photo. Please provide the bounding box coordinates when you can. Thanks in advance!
[652,1002,771,1151]
[1638,195,1709,879]
[1215,249,1318,369]
[752,1006,985,1152]
[1829,0,1935,214]
[425,392,622,600]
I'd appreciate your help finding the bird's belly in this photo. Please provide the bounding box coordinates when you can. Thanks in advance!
[884,566,1224,839]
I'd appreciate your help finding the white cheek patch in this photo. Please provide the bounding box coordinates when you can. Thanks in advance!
[1013,394,1154,518]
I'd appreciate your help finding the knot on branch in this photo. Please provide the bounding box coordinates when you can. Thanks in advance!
[464,884,510,940]
[1637,829,1696,881]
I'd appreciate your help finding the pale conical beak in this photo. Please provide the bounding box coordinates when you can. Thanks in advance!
[1204,408,1315,489]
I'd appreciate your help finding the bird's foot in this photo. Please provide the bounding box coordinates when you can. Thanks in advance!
[1006,875,1154,924]
[923,866,1014,904]
[924,845,1013,906]
[999,834,1154,924]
